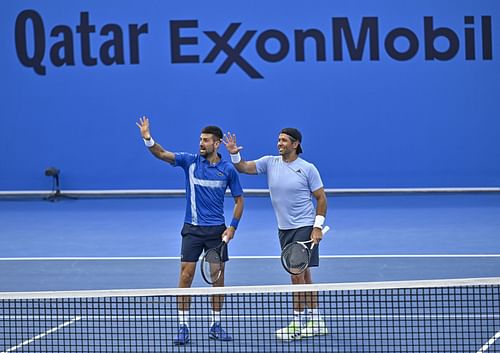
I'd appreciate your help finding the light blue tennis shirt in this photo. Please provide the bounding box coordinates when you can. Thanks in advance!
[255,156,323,230]
[174,152,243,226]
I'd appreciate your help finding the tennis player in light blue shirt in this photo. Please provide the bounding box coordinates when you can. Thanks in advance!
[223,127,328,340]
[254,155,323,230]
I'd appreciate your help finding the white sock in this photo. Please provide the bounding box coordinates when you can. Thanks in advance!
[310,308,322,322]
[210,310,221,326]
[178,310,189,326]
[293,310,305,326]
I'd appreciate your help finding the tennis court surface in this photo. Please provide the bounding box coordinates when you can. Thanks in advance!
[1,278,499,352]
[1,192,500,352]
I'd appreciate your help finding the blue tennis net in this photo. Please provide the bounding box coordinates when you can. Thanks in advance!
[1,278,499,352]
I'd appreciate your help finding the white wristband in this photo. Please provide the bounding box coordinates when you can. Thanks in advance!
[230,152,241,164]
[313,215,325,229]
[143,137,155,147]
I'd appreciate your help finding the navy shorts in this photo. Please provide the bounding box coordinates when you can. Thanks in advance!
[180,223,228,262]
[278,226,319,267]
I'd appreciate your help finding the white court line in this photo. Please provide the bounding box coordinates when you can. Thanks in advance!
[476,331,500,353]
[2,313,498,351]
[1,254,500,261]
[1,186,499,197]
[0,254,500,261]
[1,316,81,353]
[1,314,499,321]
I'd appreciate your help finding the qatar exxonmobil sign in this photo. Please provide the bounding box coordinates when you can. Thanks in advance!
[15,10,494,78]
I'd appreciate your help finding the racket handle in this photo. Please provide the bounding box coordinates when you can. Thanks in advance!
[222,235,229,243]
[311,225,330,250]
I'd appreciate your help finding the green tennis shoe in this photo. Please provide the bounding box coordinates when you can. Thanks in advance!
[275,321,302,340]
[300,319,328,337]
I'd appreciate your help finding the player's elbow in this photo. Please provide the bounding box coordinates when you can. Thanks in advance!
[235,195,244,205]
[241,162,257,175]
[235,164,248,174]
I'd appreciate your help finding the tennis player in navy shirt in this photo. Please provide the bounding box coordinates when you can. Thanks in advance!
[137,116,244,345]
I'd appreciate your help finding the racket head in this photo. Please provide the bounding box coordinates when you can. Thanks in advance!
[280,225,330,275]
[280,241,311,275]
[200,242,226,285]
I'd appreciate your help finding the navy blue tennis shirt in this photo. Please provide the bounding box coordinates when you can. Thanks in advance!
[173,152,243,226]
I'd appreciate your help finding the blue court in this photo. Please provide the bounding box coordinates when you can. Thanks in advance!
[1,192,500,352]
[1,192,499,291]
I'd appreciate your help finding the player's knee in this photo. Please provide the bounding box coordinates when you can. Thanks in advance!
[179,264,195,284]
[291,273,306,284]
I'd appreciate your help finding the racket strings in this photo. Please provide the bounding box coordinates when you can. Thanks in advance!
[204,249,222,263]
[282,244,310,274]
[201,249,223,284]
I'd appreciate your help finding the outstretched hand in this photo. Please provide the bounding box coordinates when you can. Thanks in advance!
[222,132,243,154]
[136,116,151,140]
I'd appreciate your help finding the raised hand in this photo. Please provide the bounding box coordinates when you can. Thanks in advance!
[136,116,151,140]
[222,132,243,154]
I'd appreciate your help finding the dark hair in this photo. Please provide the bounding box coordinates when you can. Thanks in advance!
[201,126,223,140]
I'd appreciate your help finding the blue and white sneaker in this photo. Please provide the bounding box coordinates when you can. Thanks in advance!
[173,324,190,345]
[208,322,232,341]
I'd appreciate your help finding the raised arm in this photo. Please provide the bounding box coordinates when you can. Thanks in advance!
[136,116,176,164]
[222,132,257,174]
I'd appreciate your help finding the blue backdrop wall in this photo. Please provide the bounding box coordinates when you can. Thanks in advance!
[1,0,499,190]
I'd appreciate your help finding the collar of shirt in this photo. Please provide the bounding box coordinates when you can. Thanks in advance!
[201,153,223,167]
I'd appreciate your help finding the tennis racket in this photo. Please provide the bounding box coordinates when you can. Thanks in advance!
[200,236,228,285]
[280,226,330,275]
